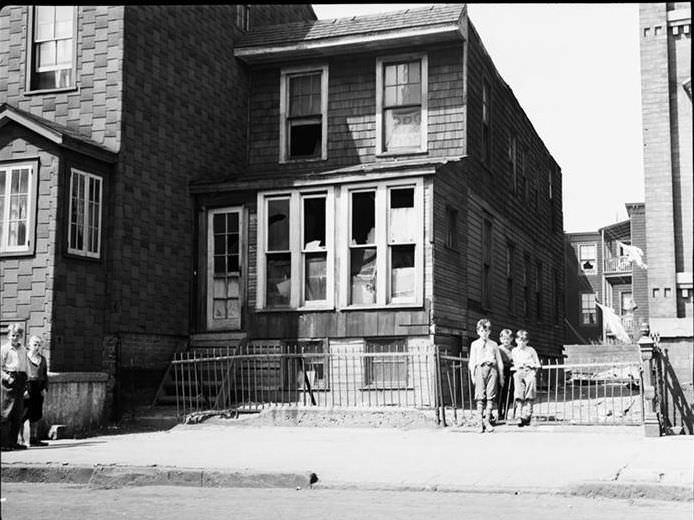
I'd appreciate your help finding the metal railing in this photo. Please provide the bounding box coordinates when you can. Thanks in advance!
[171,344,437,419]
[605,256,632,273]
[170,345,644,426]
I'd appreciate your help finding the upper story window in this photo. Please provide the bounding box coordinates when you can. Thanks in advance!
[257,188,334,309]
[279,65,328,163]
[581,293,597,325]
[547,168,553,200]
[0,162,38,256]
[67,169,102,258]
[578,243,597,274]
[482,80,491,166]
[29,6,76,91]
[235,5,250,31]
[535,261,543,321]
[508,134,517,194]
[376,54,428,155]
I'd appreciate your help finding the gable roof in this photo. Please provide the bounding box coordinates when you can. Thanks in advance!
[0,103,117,163]
[235,4,466,64]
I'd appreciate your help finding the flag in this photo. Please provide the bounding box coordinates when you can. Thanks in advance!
[617,241,647,269]
[596,302,632,343]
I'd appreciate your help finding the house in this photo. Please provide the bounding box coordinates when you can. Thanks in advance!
[187,1,565,401]
[0,5,317,428]
[564,203,648,344]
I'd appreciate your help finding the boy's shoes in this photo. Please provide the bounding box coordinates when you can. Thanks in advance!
[477,423,485,434]
[483,419,494,433]
[516,417,525,427]
[522,416,532,427]
[30,440,48,447]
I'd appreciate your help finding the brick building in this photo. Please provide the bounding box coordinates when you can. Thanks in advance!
[190,2,565,380]
[564,203,648,344]
[638,3,692,416]
[0,5,316,422]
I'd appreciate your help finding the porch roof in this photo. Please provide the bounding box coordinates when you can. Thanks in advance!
[234,4,466,64]
[189,155,464,194]
[0,103,118,163]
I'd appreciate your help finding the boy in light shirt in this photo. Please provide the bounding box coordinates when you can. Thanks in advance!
[511,329,541,427]
[468,319,504,433]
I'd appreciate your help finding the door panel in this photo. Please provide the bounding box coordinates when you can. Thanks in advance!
[207,207,243,330]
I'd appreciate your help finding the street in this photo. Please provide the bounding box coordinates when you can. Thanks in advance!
[1,483,691,520]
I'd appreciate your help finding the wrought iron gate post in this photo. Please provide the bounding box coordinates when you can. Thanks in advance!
[637,322,662,437]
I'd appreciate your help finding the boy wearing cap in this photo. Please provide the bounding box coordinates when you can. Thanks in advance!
[511,329,541,427]
[468,319,504,433]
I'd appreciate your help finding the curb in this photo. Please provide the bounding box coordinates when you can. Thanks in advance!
[1,463,312,490]
[2,462,692,502]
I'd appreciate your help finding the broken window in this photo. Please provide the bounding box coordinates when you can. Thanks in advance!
[266,197,291,306]
[303,195,327,302]
[284,70,324,160]
[578,244,597,274]
[350,191,377,304]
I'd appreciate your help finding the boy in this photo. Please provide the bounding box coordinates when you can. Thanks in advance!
[1,323,28,451]
[511,329,541,427]
[495,329,514,422]
[21,335,49,447]
[468,319,504,433]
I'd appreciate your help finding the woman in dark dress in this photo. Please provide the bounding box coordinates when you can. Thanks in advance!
[23,335,48,447]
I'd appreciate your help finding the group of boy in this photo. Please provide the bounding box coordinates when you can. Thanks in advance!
[468,318,541,433]
[1,323,49,451]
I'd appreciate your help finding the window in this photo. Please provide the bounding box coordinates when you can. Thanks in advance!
[257,189,334,309]
[506,243,515,311]
[581,293,597,325]
[620,292,634,315]
[482,218,492,308]
[235,5,250,31]
[280,65,328,162]
[517,145,527,199]
[578,244,597,274]
[0,162,38,256]
[535,261,543,321]
[376,54,428,154]
[522,253,530,318]
[364,338,408,388]
[67,169,102,258]
[285,340,328,390]
[508,134,517,193]
[482,80,491,165]
[348,181,423,306]
[445,206,458,250]
[29,6,76,91]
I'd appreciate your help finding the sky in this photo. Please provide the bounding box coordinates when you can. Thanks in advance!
[311,4,644,233]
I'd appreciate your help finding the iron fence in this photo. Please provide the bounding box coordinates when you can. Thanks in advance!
[171,345,644,426]
[171,344,437,418]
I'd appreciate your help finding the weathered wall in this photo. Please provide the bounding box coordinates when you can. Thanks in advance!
[43,372,108,433]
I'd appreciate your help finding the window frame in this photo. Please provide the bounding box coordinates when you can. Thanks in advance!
[482,79,491,166]
[256,187,335,310]
[279,64,329,163]
[578,243,598,275]
[342,178,424,308]
[508,133,517,194]
[363,337,410,389]
[235,4,251,31]
[375,53,428,156]
[580,292,597,326]
[26,6,78,94]
[445,205,458,251]
[0,160,39,257]
[66,168,103,259]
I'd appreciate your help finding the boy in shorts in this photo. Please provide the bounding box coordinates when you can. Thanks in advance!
[511,329,541,427]
[468,319,504,433]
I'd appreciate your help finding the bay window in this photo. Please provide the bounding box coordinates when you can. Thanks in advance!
[0,162,38,256]
[257,189,334,309]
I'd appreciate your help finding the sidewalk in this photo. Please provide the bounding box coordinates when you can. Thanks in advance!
[1,418,692,501]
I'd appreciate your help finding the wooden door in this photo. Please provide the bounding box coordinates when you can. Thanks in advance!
[207,207,243,330]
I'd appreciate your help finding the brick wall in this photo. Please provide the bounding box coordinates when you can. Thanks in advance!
[629,204,649,330]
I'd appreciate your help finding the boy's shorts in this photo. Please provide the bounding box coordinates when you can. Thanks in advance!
[513,367,537,400]
[474,364,498,401]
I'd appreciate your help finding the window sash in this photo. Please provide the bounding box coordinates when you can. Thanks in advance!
[67,169,102,258]
[0,164,36,254]
[376,54,427,154]
[32,6,74,74]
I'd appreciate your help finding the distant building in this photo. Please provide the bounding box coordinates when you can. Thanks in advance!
[564,203,648,344]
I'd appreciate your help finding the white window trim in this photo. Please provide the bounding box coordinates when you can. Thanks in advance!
[67,168,102,259]
[256,187,335,310]
[339,178,423,308]
[577,242,597,275]
[0,161,38,256]
[279,64,329,163]
[375,53,428,156]
[26,6,78,92]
